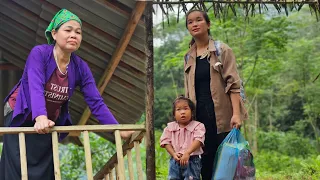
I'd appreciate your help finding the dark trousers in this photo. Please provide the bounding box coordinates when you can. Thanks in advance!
[196,102,229,180]
[0,111,55,180]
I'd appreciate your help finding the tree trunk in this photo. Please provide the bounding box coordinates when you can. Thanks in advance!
[309,116,320,153]
[252,95,258,154]
[170,69,178,97]
[269,91,273,131]
[145,2,156,179]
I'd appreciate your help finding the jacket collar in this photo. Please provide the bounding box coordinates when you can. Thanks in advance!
[184,38,217,69]
[208,38,217,52]
[167,121,201,132]
[186,37,217,59]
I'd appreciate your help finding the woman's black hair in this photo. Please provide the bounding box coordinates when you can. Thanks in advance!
[172,95,196,121]
[185,9,211,47]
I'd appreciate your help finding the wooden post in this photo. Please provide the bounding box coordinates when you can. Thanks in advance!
[114,130,125,180]
[52,131,61,180]
[110,169,114,180]
[134,141,143,180]
[83,131,93,180]
[127,150,134,180]
[19,132,28,180]
[115,163,118,180]
[104,174,109,180]
[145,2,155,180]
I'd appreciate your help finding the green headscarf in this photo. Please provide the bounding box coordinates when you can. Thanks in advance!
[45,9,82,44]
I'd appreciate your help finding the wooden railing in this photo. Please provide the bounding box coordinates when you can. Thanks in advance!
[0,124,146,180]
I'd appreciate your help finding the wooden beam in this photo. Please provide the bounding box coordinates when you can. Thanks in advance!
[145,2,156,180]
[77,1,147,125]
[0,124,145,135]
[0,63,21,70]
[152,0,318,4]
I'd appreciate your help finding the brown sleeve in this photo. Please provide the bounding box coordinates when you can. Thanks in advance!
[220,44,241,93]
[184,75,189,98]
[184,55,190,98]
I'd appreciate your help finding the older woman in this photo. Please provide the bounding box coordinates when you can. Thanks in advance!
[0,9,130,180]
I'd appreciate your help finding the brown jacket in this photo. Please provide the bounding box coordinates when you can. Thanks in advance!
[184,39,248,133]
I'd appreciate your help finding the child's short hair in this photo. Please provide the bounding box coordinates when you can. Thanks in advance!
[172,95,196,121]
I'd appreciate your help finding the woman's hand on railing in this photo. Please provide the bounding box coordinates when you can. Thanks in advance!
[120,131,135,140]
[34,115,55,134]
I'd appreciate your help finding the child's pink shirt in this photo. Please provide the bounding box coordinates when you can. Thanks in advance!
[160,120,206,156]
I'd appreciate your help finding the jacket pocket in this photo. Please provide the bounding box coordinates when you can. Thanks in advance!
[212,61,223,73]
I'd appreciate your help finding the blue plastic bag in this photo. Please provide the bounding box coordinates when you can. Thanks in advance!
[212,128,255,180]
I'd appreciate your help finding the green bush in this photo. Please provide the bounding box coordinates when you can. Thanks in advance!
[155,131,170,179]
[255,151,320,179]
[257,130,316,158]
[257,131,282,151]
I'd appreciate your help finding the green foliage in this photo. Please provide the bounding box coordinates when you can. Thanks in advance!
[154,23,186,129]
[154,87,184,129]
[255,151,320,179]
[155,131,170,179]
[59,133,116,179]
[59,132,148,180]
[258,130,316,158]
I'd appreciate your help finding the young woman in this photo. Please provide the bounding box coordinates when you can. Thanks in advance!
[184,10,248,179]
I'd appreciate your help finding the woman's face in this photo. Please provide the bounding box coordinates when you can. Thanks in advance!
[186,11,210,38]
[51,20,82,52]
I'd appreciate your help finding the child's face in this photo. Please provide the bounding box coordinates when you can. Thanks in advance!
[174,100,192,126]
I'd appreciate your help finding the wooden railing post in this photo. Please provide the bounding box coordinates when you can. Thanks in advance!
[114,130,125,180]
[0,125,146,180]
[134,141,143,180]
[115,163,118,179]
[83,131,93,180]
[19,132,28,180]
[104,174,109,180]
[52,131,61,180]
[110,168,114,180]
[127,149,134,180]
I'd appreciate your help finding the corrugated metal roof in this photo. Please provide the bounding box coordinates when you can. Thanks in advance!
[0,0,146,140]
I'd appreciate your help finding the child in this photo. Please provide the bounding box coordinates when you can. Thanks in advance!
[160,95,206,180]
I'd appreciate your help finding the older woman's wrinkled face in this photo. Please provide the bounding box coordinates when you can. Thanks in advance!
[51,20,82,52]
[186,11,210,38]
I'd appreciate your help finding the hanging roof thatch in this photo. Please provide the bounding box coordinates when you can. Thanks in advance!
[152,0,320,22]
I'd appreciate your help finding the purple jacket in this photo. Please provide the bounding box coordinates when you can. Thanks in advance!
[4,44,118,127]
